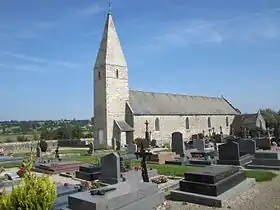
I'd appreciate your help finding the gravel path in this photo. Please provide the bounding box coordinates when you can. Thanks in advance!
[157,172,280,210]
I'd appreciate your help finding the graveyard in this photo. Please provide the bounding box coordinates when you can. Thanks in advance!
[0,127,279,209]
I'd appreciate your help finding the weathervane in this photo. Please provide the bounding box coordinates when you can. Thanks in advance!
[108,0,113,14]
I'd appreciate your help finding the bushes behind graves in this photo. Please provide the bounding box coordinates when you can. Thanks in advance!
[0,174,56,209]
[39,139,48,152]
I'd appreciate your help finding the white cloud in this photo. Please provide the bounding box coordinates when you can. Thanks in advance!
[146,8,280,49]
[1,52,78,68]
[0,63,42,72]
[76,4,104,17]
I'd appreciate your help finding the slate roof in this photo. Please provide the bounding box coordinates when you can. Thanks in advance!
[232,113,258,127]
[128,90,239,115]
[115,121,134,132]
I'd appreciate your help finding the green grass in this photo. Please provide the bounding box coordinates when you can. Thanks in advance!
[245,169,277,182]
[0,162,22,168]
[147,164,201,176]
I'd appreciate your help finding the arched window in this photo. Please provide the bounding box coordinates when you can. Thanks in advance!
[155,118,160,131]
[185,117,190,129]
[207,117,211,128]
[116,69,119,78]
[98,71,101,79]
[226,117,229,127]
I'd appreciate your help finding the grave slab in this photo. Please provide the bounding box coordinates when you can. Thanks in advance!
[246,164,280,170]
[68,181,159,210]
[180,171,246,196]
[170,178,256,208]
[184,165,240,184]
[254,151,280,159]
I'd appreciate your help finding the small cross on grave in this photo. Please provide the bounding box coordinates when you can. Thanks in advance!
[145,120,151,146]
[135,121,152,182]
[135,142,152,182]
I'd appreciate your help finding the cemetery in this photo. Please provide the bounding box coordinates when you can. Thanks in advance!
[0,124,278,209]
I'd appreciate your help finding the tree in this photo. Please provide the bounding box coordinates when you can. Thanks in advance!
[260,109,280,128]
[39,140,48,152]
[17,135,28,142]
[72,125,83,139]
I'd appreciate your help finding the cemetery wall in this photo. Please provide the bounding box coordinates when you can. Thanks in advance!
[0,140,58,152]
[133,115,235,143]
[0,139,93,152]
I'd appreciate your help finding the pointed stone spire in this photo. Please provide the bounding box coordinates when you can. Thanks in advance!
[94,13,127,68]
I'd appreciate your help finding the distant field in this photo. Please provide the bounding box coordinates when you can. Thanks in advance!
[0,134,34,143]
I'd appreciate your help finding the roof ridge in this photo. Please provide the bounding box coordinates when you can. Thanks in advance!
[129,89,222,100]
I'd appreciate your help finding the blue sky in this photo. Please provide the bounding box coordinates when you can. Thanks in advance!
[0,0,280,120]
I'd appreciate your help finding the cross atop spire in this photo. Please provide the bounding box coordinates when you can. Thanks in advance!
[108,0,113,14]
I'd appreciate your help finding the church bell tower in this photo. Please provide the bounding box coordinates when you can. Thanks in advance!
[93,11,129,148]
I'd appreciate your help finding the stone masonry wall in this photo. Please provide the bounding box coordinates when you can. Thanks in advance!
[133,115,235,145]
[0,140,58,152]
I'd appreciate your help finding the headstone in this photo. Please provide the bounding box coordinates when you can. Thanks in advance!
[127,144,137,154]
[254,137,271,150]
[247,151,280,170]
[36,146,41,158]
[217,141,252,166]
[151,139,157,147]
[218,141,239,161]
[193,139,205,151]
[236,139,256,155]
[215,134,222,143]
[99,152,121,184]
[88,143,94,155]
[171,132,185,156]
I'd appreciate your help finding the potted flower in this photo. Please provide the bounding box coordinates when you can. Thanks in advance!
[17,167,27,178]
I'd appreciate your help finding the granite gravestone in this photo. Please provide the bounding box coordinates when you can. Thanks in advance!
[217,141,252,166]
[254,137,271,150]
[127,144,137,154]
[193,139,205,151]
[248,151,280,170]
[235,139,256,156]
[170,165,256,208]
[99,153,121,184]
[36,146,41,158]
[171,132,185,157]
[76,164,101,181]
[151,139,157,147]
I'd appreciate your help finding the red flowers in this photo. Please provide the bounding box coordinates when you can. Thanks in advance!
[134,166,142,171]
[17,167,27,178]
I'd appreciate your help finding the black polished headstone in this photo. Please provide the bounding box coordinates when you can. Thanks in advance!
[180,170,246,196]
[184,165,239,184]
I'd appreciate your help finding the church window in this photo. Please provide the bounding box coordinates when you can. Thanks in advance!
[116,69,119,78]
[155,118,160,131]
[98,71,101,79]
[185,117,190,129]
[226,117,229,127]
[207,117,211,128]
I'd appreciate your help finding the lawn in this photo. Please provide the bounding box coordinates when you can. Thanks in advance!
[244,169,277,182]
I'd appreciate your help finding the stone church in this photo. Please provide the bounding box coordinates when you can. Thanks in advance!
[93,12,240,148]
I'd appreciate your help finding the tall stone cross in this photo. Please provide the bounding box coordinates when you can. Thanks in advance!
[108,0,113,13]
[145,120,150,146]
